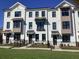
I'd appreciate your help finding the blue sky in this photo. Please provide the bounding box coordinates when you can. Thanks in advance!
[0,0,63,28]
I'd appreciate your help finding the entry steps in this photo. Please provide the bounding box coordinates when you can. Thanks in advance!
[54,45,61,49]
[26,44,32,48]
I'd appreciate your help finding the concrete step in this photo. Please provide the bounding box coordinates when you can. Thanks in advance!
[54,45,61,49]
[26,44,32,47]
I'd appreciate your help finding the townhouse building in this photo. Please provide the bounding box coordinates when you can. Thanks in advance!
[2,0,79,47]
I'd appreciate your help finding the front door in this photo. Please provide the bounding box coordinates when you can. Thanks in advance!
[53,35,57,45]
[14,33,20,41]
[6,33,11,44]
[29,35,33,43]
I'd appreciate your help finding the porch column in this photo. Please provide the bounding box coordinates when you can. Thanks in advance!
[2,34,6,44]
[32,38,35,43]
[49,32,53,46]
[25,33,29,44]
[9,36,14,44]
[20,34,24,40]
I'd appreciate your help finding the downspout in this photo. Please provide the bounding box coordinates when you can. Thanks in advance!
[47,9,49,43]
[24,8,26,45]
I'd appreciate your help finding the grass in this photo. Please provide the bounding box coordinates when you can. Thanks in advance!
[0,48,79,59]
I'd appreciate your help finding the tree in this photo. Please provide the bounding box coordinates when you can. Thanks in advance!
[74,0,79,3]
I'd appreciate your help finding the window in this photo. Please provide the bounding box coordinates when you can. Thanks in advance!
[61,8,69,16]
[29,12,32,17]
[62,21,70,29]
[42,34,46,41]
[7,12,10,17]
[52,12,56,17]
[78,11,79,17]
[35,34,39,41]
[42,11,45,17]
[29,22,32,29]
[35,11,39,17]
[37,22,45,31]
[15,11,21,17]
[7,22,10,29]
[62,34,70,42]
[13,21,21,28]
[52,22,56,30]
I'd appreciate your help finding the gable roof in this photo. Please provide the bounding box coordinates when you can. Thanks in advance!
[5,0,79,10]
[55,0,75,8]
[9,2,26,9]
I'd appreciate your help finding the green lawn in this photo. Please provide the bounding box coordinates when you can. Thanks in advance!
[0,48,79,59]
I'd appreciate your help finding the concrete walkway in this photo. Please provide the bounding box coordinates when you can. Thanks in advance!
[0,46,79,52]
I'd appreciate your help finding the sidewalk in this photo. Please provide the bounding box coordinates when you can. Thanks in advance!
[0,46,79,52]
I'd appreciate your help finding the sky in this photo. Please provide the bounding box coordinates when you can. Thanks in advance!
[0,0,63,28]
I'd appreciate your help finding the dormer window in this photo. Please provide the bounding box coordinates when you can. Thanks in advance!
[15,11,21,17]
[7,12,10,17]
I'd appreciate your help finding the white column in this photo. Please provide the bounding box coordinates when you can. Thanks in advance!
[71,7,76,46]
[2,34,6,44]
[9,37,14,44]
[32,38,35,43]
[20,34,24,40]
[49,32,53,46]
[25,33,29,44]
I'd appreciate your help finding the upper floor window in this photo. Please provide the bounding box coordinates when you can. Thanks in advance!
[52,22,56,30]
[29,22,32,29]
[42,11,45,17]
[13,21,21,28]
[62,21,70,29]
[7,22,10,29]
[35,11,39,17]
[7,12,10,17]
[42,34,46,41]
[52,12,56,17]
[29,12,32,17]
[61,8,69,16]
[15,11,21,17]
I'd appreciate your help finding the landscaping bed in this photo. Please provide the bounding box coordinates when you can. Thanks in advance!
[30,43,48,48]
[61,46,79,50]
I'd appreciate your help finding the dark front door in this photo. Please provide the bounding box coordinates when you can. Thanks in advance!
[53,35,57,45]
[0,34,2,44]
[14,33,20,41]
[6,33,11,44]
[29,35,33,43]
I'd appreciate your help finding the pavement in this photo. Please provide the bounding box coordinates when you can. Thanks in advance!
[0,46,79,52]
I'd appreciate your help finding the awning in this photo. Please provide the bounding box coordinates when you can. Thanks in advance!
[35,17,46,22]
[51,31,59,35]
[12,18,23,21]
[2,30,12,33]
[27,30,35,34]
